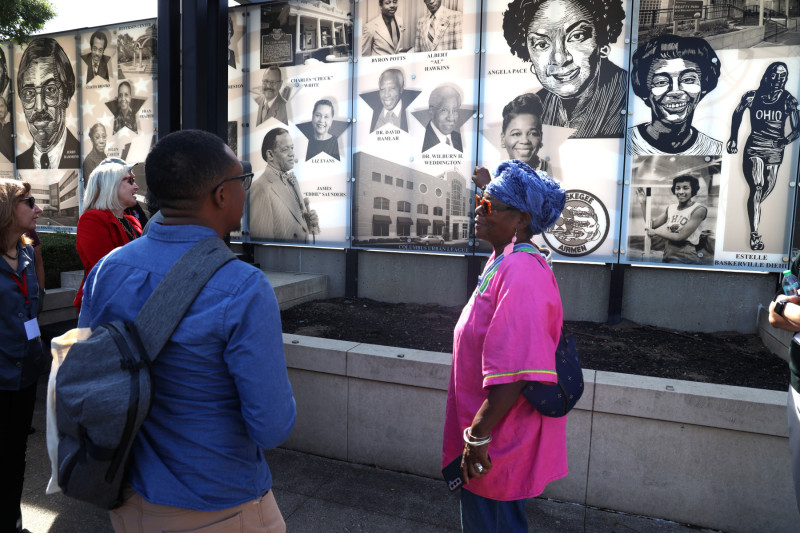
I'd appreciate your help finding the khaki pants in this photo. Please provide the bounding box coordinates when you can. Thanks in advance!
[109,487,286,533]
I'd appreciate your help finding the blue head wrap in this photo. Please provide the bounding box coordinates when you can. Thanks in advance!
[484,159,566,235]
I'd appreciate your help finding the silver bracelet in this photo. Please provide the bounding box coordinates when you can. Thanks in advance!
[463,427,492,446]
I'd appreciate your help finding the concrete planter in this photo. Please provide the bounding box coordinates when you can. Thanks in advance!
[282,333,799,533]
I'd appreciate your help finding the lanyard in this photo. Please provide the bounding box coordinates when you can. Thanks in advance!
[10,270,29,305]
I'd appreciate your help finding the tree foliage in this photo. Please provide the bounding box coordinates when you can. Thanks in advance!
[0,0,56,45]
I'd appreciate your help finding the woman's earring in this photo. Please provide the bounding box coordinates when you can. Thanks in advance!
[511,228,518,244]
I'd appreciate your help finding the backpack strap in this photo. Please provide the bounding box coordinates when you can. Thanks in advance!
[134,236,237,361]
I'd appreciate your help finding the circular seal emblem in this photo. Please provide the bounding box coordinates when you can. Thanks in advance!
[542,189,609,257]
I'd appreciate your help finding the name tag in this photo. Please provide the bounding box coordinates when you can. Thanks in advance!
[24,318,40,340]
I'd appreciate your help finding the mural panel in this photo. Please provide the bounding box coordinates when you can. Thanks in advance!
[621,15,800,271]
[13,35,82,229]
[352,0,479,253]
[0,43,13,179]
[246,1,353,247]
[479,0,633,260]
[0,3,798,273]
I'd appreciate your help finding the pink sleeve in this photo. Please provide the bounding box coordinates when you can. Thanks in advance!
[481,253,562,388]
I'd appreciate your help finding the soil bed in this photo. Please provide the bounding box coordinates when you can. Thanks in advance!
[281,297,790,392]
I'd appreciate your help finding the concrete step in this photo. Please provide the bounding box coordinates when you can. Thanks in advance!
[44,269,326,320]
[263,271,328,310]
[61,270,83,289]
[39,288,78,326]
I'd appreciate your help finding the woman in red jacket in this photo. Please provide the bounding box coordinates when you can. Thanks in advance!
[74,158,141,309]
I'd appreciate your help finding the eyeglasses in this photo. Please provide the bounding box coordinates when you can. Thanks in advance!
[212,172,254,193]
[475,194,517,216]
[122,174,136,185]
[20,80,63,109]
[20,197,36,209]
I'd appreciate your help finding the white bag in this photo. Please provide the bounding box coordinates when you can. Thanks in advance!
[45,327,91,495]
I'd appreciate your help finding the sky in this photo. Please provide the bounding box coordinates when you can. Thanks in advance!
[38,0,240,35]
[38,0,158,34]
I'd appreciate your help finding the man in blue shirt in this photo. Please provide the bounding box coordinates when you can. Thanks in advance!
[79,129,296,532]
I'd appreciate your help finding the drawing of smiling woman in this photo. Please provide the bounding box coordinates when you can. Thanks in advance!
[628,34,722,156]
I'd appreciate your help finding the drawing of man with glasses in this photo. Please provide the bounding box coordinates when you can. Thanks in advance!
[16,37,80,170]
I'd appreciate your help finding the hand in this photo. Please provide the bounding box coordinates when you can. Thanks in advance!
[461,441,491,483]
[645,227,656,237]
[472,167,491,190]
[726,139,738,154]
[769,294,800,331]
[307,209,320,233]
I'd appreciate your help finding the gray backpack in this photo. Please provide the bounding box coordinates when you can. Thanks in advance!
[54,237,236,509]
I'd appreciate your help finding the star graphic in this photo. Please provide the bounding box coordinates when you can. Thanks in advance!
[296,119,350,161]
[105,97,146,134]
[359,88,421,133]
[97,86,113,101]
[134,78,150,94]
[80,53,111,84]
[83,101,96,115]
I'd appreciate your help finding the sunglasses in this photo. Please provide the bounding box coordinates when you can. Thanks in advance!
[20,196,36,209]
[475,194,517,216]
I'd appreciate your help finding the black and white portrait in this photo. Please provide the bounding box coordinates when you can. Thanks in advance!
[227,121,238,157]
[0,45,11,106]
[727,62,800,251]
[362,0,409,56]
[105,81,145,134]
[628,34,722,157]
[296,99,349,161]
[228,16,237,69]
[83,123,108,178]
[81,30,111,83]
[502,0,627,138]
[360,68,421,133]
[254,66,289,127]
[500,93,548,173]
[413,0,463,53]
[627,156,720,265]
[420,85,465,153]
[16,37,80,170]
[249,127,320,243]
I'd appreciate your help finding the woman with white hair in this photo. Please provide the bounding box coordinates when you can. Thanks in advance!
[74,157,141,310]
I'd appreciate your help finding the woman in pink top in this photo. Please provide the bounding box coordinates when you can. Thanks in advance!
[443,159,567,532]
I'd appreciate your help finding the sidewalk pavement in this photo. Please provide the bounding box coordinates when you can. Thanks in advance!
[20,377,722,532]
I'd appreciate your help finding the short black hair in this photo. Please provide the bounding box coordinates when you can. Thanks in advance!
[145,129,235,207]
[631,35,721,102]
[502,93,544,133]
[17,37,76,101]
[261,127,289,161]
[90,30,108,49]
[503,0,626,61]
[671,175,700,197]
[313,99,335,116]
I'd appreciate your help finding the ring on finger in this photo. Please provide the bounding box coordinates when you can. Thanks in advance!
[475,463,484,474]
